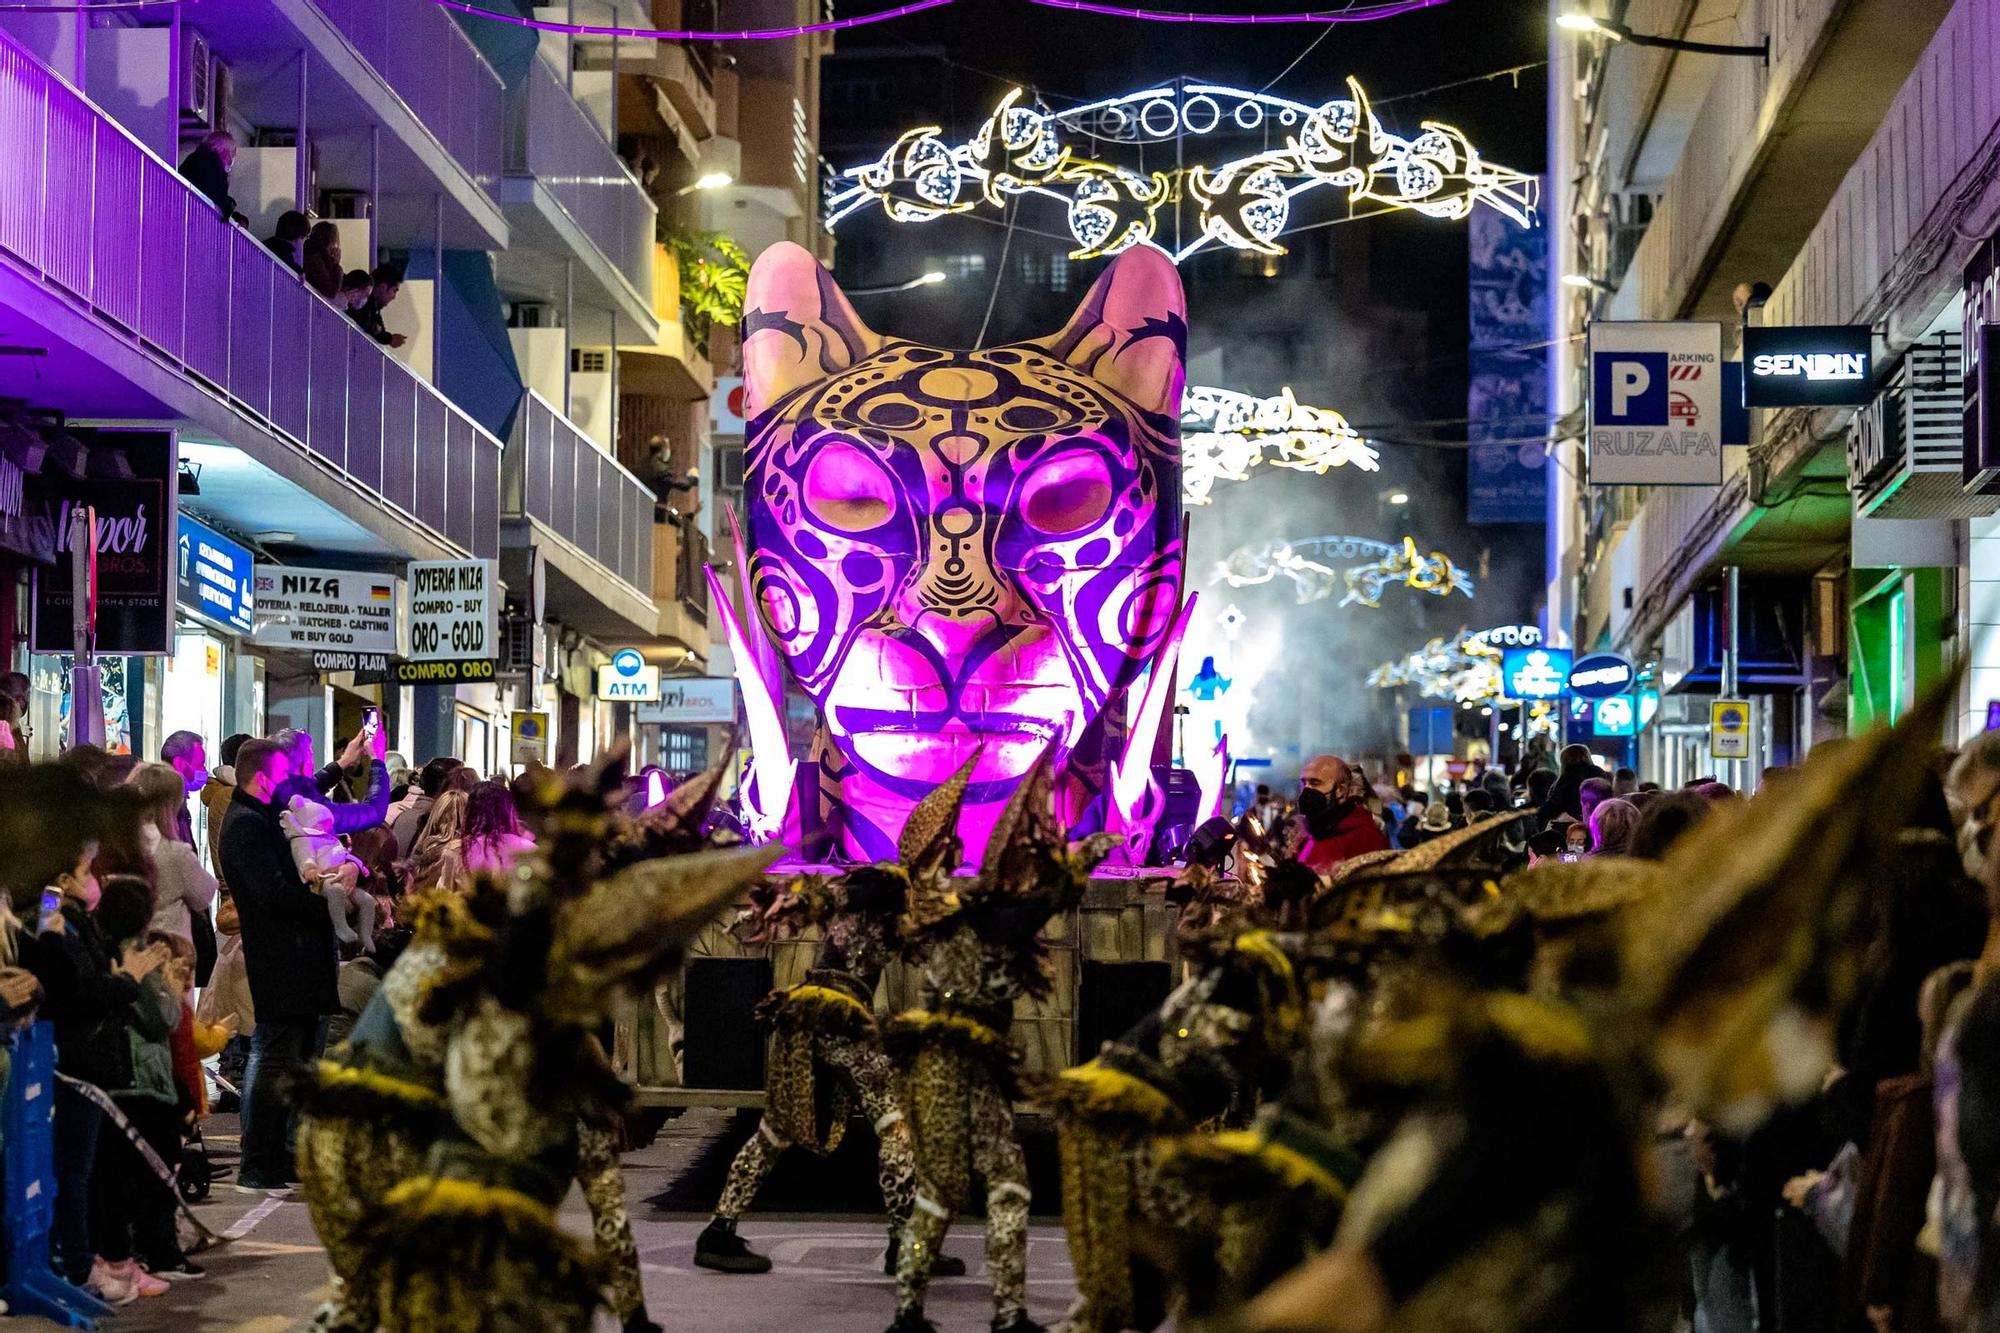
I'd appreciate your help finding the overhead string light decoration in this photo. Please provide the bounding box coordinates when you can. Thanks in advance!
[825,77,1537,263]
[1026,0,1449,19]
[431,0,956,40]
[1368,623,1539,703]
[1214,534,1473,608]
[1180,385,1378,505]
[431,0,1448,39]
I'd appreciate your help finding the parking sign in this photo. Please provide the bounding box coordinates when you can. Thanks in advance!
[1588,322,1724,486]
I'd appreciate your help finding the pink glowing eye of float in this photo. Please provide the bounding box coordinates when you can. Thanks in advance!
[1021,452,1114,535]
[804,441,897,532]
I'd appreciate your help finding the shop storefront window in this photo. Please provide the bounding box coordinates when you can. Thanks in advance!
[28,654,139,757]
[161,628,226,761]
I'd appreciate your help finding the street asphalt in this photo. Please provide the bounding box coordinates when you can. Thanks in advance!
[4,1109,1080,1333]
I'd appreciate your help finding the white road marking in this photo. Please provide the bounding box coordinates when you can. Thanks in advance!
[222,1194,291,1239]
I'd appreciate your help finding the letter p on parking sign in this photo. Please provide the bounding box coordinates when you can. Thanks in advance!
[1596,352,1666,424]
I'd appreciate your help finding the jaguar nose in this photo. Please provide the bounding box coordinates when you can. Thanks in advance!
[903,606,1005,663]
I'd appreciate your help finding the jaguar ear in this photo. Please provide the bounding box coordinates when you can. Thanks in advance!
[742,242,882,417]
[1032,245,1186,417]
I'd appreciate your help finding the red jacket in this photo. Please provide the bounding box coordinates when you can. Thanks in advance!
[1301,804,1390,874]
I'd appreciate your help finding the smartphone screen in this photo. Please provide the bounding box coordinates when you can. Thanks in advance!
[39,886,63,927]
[361,707,379,737]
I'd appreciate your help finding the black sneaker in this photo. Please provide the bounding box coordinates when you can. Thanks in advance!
[884,1313,936,1333]
[232,1173,290,1194]
[883,1235,966,1277]
[990,1315,1046,1333]
[147,1256,206,1282]
[693,1219,772,1274]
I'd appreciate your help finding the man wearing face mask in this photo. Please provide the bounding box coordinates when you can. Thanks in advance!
[1296,754,1388,875]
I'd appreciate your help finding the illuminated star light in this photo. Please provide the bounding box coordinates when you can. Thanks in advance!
[1180,385,1378,505]
[825,77,1539,264]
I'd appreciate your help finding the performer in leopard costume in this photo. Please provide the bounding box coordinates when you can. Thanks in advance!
[294,754,773,1333]
[883,752,1117,1333]
[1043,928,1311,1333]
[694,756,978,1278]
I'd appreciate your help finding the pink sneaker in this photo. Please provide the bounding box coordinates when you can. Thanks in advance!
[109,1258,170,1298]
[87,1259,138,1306]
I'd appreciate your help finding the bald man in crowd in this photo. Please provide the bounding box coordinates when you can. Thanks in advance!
[1297,754,1389,875]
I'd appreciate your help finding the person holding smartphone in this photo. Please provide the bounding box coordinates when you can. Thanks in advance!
[24,845,172,1297]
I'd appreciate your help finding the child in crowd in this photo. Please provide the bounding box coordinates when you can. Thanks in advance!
[88,879,181,1299]
[196,889,253,1110]
[280,794,378,953]
[160,932,235,1123]
[25,848,169,1303]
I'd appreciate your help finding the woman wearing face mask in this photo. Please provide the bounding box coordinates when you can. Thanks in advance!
[1296,754,1389,875]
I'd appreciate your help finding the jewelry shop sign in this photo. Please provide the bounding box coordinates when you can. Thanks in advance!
[407,559,497,663]
[1587,321,1724,486]
[252,565,400,657]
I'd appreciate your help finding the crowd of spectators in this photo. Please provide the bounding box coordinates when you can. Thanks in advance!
[177,131,409,350]
[0,717,539,1307]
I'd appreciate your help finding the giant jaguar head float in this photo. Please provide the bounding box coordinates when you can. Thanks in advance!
[741,242,1188,863]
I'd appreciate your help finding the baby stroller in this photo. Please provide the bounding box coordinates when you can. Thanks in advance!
[180,1065,241,1203]
[178,1116,216,1203]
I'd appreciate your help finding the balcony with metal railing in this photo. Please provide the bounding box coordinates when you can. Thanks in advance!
[312,0,505,195]
[499,52,659,340]
[176,0,508,251]
[503,390,658,638]
[0,30,499,561]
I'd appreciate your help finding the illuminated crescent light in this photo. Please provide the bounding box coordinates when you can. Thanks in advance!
[1180,385,1378,505]
[1213,533,1473,608]
[825,76,1538,264]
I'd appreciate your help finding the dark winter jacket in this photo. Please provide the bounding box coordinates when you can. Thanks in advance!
[178,144,236,218]
[24,898,142,1086]
[221,788,339,1021]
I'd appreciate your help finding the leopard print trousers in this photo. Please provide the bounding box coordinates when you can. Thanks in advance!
[304,1115,646,1331]
[894,1064,1030,1324]
[715,1033,916,1229]
[576,1118,645,1321]
[299,1113,429,1333]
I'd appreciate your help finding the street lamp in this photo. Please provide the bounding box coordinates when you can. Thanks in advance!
[847,271,949,296]
[1386,489,1410,506]
[677,171,735,195]
[1558,9,1769,60]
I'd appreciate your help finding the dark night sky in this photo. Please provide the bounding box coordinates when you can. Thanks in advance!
[816,0,1550,762]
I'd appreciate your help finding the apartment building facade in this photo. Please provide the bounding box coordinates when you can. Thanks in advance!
[0,0,824,775]
[1545,0,2000,785]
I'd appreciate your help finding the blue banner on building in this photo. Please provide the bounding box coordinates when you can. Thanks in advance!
[176,515,255,635]
[1467,201,1550,524]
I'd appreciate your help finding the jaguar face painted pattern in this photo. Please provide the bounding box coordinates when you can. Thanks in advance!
[742,242,1186,862]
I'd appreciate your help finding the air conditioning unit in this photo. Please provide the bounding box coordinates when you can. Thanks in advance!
[1850,330,1997,518]
[499,611,536,676]
[180,28,212,125]
[715,442,744,490]
[572,348,609,374]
